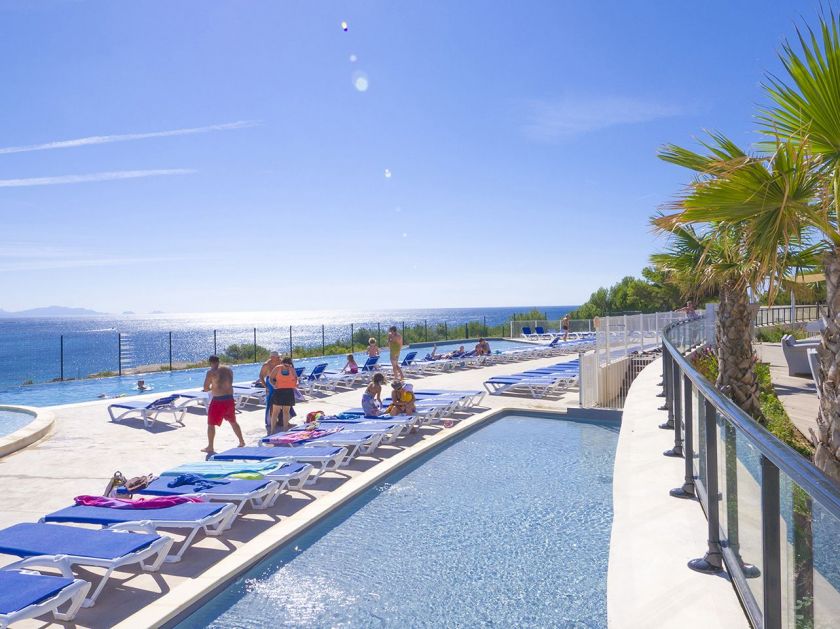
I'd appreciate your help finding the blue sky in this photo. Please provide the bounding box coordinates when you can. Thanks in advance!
[0,1,813,313]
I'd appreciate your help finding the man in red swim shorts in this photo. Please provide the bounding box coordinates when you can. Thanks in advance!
[201,355,245,455]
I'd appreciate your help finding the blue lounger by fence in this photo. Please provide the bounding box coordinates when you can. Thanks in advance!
[0,522,172,608]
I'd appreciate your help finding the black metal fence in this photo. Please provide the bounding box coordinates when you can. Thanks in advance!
[661,317,840,628]
[0,317,520,388]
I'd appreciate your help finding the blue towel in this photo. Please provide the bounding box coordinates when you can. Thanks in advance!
[0,523,159,560]
[138,477,268,496]
[0,571,76,614]
[166,474,230,490]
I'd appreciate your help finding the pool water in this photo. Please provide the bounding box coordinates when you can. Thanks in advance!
[175,413,619,628]
[0,409,35,437]
[0,340,532,408]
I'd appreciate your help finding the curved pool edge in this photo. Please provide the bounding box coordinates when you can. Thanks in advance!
[0,405,54,459]
[115,404,613,629]
[606,357,748,629]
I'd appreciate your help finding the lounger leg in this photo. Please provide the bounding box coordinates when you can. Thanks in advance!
[83,566,116,607]
[53,581,91,621]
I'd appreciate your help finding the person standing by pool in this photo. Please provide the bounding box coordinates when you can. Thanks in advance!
[367,337,380,358]
[255,351,281,387]
[202,355,244,455]
[269,356,298,434]
[561,314,571,341]
[387,326,404,380]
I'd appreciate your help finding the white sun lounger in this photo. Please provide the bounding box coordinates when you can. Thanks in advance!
[107,394,186,429]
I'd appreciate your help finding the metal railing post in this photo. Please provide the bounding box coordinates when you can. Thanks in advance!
[483,315,487,336]
[665,355,683,457]
[322,325,325,356]
[169,332,173,371]
[444,322,448,340]
[671,374,696,498]
[761,456,782,629]
[377,323,381,347]
[213,330,217,356]
[117,333,122,376]
[465,322,469,339]
[350,323,354,353]
[289,326,293,358]
[60,335,64,381]
[659,348,673,428]
[253,328,257,363]
[424,319,428,342]
[688,397,724,573]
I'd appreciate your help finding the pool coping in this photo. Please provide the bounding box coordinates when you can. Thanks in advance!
[0,405,54,459]
[116,405,618,628]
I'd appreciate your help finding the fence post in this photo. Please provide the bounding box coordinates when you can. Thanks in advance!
[377,323,381,347]
[483,315,487,336]
[623,314,628,356]
[671,373,696,498]
[213,330,217,356]
[510,320,513,337]
[289,326,293,358]
[322,325,326,356]
[761,455,782,629]
[350,323,354,353]
[465,322,469,339]
[424,319,428,342]
[444,322,448,340]
[401,321,405,339]
[117,333,122,376]
[688,397,724,574]
[60,335,64,381]
[169,332,173,371]
[664,355,683,457]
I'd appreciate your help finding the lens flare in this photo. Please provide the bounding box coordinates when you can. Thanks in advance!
[384,169,392,178]
[341,21,349,31]
[352,72,369,92]
[349,54,357,62]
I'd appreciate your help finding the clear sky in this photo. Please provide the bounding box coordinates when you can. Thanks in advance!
[0,1,814,313]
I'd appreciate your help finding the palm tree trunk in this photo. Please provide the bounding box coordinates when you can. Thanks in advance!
[716,282,762,419]
[814,250,840,484]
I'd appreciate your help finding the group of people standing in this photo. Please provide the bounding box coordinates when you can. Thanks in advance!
[199,326,411,453]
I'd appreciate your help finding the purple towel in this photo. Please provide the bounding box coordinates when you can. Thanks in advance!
[74,494,203,509]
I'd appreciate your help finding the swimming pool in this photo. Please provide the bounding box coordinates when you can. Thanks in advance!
[0,408,35,438]
[0,340,533,407]
[174,412,619,628]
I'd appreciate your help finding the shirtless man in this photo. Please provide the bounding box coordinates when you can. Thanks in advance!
[387,326,404,380]
[256,351,281,387]
[202,355,244,454]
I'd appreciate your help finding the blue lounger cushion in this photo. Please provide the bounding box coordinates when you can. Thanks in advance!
[118,477,272,497]
[0,571,75,614]
[0,523,160,560]
[212,446,343,460]
[43,502,226,526]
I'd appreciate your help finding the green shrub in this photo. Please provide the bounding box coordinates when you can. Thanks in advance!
[755,325,810,343]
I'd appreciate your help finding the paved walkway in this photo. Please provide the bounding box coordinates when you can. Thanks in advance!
[0,353,580,628]
[756,342,819,444]
[608,357,748,629]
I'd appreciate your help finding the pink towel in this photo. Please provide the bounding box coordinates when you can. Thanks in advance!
[74,494,204,509]
[266,427,343,445]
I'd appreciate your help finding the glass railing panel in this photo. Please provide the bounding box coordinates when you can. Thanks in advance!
[728,426,764,613]
[812,489,840,627]
[695,388,707,502]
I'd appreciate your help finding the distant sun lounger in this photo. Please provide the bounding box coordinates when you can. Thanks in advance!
[107,394,186,429]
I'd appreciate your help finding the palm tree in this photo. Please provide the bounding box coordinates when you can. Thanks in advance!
[652,223,764,418]
[758,13,840,483]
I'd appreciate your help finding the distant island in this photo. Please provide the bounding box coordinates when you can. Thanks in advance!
[122,311,136,315]
[0,306,105,318]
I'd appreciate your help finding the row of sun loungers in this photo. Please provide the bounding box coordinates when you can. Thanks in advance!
[0,389,485,625]
[484,360,580,399]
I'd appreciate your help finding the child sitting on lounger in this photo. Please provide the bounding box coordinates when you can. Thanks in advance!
[342,354,359,374]
[385,381,416,416]
[362,373,386,416]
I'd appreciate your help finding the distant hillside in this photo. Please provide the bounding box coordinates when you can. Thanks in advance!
[0,306,105,317]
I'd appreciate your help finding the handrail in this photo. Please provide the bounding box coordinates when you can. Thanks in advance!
[663,318,840,521]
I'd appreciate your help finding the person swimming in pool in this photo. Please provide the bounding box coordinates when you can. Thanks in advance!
[387,326,404,380]
[202,355,245,455]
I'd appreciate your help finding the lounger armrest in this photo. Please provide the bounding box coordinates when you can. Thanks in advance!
[8,555,76,579]
[106,521,160,535]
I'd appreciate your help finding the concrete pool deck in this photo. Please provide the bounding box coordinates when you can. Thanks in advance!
[608,357,748,629]
[0,352,583,628]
